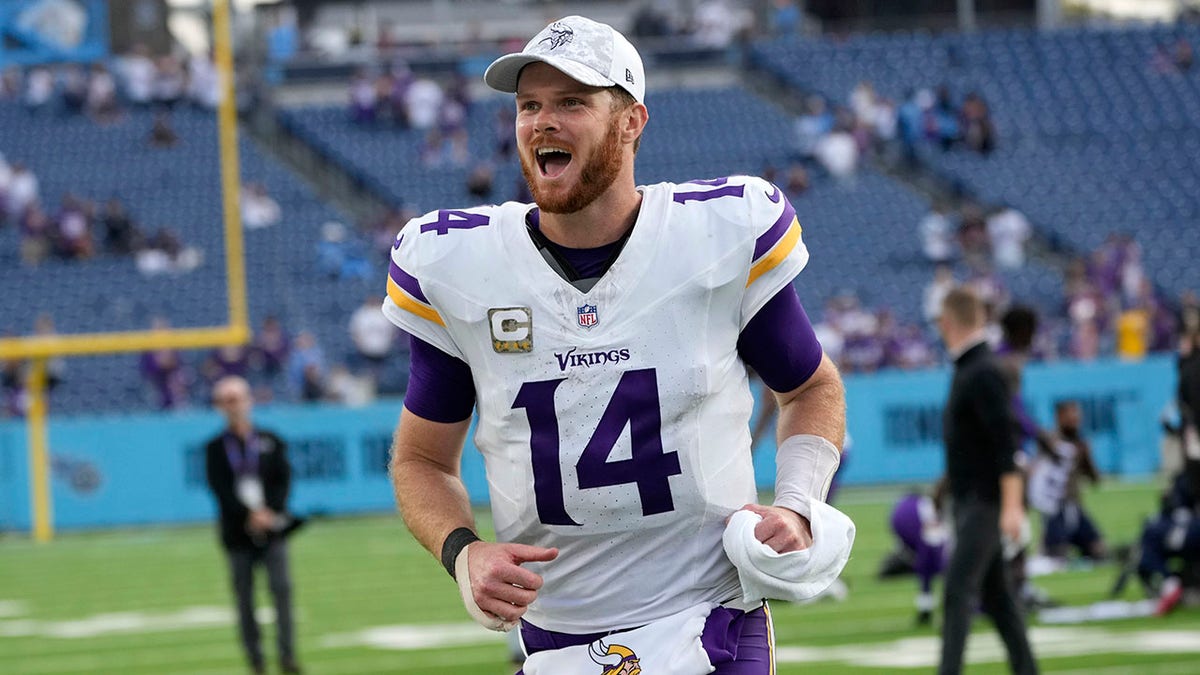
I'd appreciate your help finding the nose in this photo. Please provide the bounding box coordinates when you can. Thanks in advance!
[531,107,558,135]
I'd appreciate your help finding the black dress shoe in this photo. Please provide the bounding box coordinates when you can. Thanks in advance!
[281,662,303,675]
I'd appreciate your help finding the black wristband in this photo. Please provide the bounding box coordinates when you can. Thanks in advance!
[441,527,481,579]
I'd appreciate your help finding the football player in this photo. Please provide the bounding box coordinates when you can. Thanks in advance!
[383,15,845,674]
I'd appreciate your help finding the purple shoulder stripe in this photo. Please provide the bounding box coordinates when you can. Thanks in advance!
[753,197,797,261]
[388,259,429,304]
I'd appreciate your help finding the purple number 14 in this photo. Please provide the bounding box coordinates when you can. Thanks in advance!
[511,369,682,526]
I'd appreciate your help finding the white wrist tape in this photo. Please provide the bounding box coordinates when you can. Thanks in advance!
[773,434,841,520]
[454,544,518,632]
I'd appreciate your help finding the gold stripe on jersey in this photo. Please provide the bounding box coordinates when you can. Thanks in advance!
[387,275,446,327]
[746,219,802,289]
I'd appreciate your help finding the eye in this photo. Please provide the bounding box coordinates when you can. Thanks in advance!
[563,98,583,108]
[520,100,539,112]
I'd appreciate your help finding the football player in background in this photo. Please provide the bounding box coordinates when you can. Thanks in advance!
[1027,400,1107,563]
[384,15,846,674]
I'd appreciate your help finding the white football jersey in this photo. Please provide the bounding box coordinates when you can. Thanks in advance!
[383,175,809,633]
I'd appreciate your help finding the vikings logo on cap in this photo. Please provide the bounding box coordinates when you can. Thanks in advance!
[588,640,641,675]
[538,22,575,50]
[577,303,599,328]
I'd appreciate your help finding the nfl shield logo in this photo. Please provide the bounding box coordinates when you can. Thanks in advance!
[577,304,599,328]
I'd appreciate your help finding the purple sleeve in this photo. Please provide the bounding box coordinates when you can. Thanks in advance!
[1011,394,1041,443]
[404,335,476,423]
[737,285,824,393]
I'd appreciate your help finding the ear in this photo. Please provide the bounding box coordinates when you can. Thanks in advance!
[620,103,649,146]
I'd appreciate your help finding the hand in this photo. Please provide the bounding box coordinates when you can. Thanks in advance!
[461,541,558,629]
[735,503,813,553]
[999,504,1025,544]
[247,509,275,534]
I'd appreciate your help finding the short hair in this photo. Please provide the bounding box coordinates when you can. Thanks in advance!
[1054,399,1080,416]
[941,286,985,330]
[1000,305,1038,351]
[608,86,642,154]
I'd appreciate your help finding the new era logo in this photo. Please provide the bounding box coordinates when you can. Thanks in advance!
[625,68,635,85]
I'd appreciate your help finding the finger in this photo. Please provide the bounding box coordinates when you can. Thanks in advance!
[508,544,559,564]
[753,516,785,543]
[739,503,771,516]
[502,566,545,591]
[487,582,538,608]
[477,596,529,623]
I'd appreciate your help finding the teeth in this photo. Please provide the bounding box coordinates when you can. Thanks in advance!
[536,147,570,156]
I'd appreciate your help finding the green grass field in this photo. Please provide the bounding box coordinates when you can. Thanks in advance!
[2,482,1198,674]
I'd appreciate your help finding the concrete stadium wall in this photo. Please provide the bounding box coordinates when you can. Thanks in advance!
[0,355,1176,531]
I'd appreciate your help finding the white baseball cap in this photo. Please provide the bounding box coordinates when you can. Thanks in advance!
[484,16,645,103]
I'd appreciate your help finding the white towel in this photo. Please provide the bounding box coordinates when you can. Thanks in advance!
[523,602,715,675]
[722,499,856,603]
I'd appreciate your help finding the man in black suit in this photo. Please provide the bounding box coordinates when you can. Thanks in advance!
[937,287,1038,675]
[205,375,302,675]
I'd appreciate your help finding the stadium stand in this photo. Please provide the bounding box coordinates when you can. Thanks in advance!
[750,23,1200,296]
[0,103,381,414]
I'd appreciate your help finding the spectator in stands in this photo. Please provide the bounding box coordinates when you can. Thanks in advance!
[784,162,810,197]
[1175,38,1194,72]
[0,153,10,222]
[136,226,202,275]
[405,77,443,131]
[149,110,180,147]
[850,81,879,132]
[897,88,932,165]
[923,264,957,325]
[23,66,54,114]
[961,92,995,155]
[241,183,282,229]
[986,205,1031,270]
[31,314,66,391]
[957,203,989,269]
[325,364,374,406]
[0,342,26,417]
[187,51,221,109]
[315,221,371,280]
[54,195,95,260]
[100,198,141,256]
[692,0,750,48]
[1179,290,1200,339]
[919,202,956,264]
[203,344,254,385]
[348,294,396,381]
[140,318,190,409]
[251,315,290,381]
[85,63,121,124]
[769,0,803,36]
[928,85,961,151]
[19,203,51,267]
[61,65,88,115]
[152,55,186,109]
[0,65,21,100]
[6,163,39,222]
[814,117,859,180]
[286,331,326,402]
[793,95,833,161]
[120,45,156,107]
[465,162,494,204]
[631,2,675,39]
[348,68,376,124]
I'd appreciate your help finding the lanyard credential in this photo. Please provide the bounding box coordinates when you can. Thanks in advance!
[223,432,260,477]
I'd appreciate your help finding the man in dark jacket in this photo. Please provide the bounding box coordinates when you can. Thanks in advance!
[205,375,301,674]
[936,287,1038,675]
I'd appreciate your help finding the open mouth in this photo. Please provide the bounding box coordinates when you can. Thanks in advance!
[536,147,573,178]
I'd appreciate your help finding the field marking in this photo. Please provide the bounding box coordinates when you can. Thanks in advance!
[319,623,506,651]
[0,606,277,639]
[0,600,28,618]
[775,626,1200,668]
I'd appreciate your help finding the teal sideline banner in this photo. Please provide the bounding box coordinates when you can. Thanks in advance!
[0,356,1177,531]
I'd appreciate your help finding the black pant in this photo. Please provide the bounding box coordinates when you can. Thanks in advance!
[227,540,295,669]
[940,499,1038,675]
